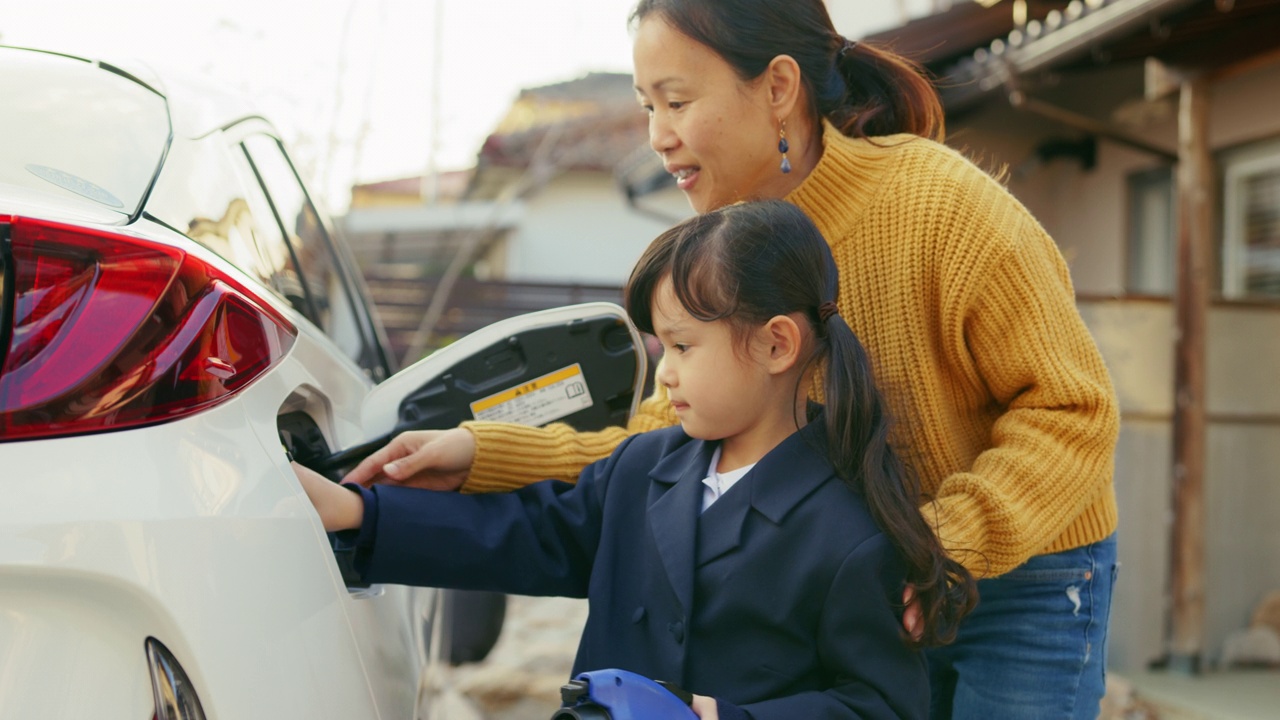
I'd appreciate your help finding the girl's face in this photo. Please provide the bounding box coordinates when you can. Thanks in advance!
[632,16,787,213]
[650,279,783,460]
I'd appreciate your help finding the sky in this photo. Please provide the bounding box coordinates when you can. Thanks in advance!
[0,0,931,213]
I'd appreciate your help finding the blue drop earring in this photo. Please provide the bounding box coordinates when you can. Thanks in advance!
[778,123,792,174]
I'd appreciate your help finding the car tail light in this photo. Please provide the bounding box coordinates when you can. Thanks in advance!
[0,216,296,441]
[145,637,208,720]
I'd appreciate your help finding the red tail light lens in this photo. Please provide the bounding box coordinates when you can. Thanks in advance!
[0,216,296,441]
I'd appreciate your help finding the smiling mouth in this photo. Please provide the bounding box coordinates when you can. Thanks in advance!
[670,167,699,190]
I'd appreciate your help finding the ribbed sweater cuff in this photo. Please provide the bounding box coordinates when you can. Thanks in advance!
[928,491,1119,578]
[460,421,629,493]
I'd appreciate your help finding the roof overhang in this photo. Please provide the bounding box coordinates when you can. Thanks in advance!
[940,0,1203,111]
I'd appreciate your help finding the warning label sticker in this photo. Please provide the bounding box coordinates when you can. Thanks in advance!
[470,364,593,426]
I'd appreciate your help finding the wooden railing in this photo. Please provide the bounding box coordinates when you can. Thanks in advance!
[362,265,625,362]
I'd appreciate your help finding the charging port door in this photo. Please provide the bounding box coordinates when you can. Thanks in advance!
[316,303,647,478]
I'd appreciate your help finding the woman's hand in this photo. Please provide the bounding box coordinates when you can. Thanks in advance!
[903,584,923,641]
[690,695,719,719]
[293,462,364,532]
[342,427,476,490]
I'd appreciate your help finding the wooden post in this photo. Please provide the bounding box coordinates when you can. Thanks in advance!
[1167,73,1212,674]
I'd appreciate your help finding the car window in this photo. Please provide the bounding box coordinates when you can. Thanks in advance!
[240,134,375,372]
[146,133,310,319]
[0,48,168,217]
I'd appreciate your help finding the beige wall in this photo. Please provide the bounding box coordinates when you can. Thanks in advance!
[1082,300,1280,672]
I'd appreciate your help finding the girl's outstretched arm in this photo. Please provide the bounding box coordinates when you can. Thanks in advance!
[332,435,642,596]
[294,462,363,532]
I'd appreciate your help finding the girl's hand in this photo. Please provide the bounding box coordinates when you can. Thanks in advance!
[292,462,364,532]
[342,428,476,491]
[690,695,719,719]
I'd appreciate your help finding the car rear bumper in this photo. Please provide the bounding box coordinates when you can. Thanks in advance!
[0,396,419,719]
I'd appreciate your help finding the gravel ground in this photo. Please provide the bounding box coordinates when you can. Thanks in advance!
[425,595,588,720]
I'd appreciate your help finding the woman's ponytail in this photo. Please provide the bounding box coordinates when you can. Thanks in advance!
[825,41,946,142]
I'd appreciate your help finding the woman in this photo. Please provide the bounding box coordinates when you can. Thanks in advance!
[345,1,1120,717]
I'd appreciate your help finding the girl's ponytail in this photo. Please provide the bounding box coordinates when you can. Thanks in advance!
[819,306,975,647]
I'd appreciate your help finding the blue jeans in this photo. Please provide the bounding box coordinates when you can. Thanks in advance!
[926,534,1118,719]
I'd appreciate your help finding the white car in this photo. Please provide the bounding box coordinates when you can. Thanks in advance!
[0,45,645,719]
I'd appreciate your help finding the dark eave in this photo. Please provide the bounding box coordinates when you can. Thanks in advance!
[864,1,1071,68]
[938,0,1206,111]
[1079,0,1280,70]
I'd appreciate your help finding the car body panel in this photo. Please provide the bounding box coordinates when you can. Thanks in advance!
[0,182,128,226]
[0,401,397,718]
[0,320,434,718]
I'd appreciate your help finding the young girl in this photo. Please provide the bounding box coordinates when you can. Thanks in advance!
[295,200,976,720]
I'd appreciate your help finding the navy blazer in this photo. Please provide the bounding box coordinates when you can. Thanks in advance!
[356,421,927,719]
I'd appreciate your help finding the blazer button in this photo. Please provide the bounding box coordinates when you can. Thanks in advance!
[667,621,685,643]
[632,607,646,623]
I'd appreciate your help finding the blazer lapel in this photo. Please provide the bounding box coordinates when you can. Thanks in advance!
[647,437,715,617]
[748,418,840,525]
[642,416,838,614]
[696,472,752,567]
[695,418,837,566]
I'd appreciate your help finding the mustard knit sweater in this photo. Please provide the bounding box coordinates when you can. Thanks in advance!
[461,126,1120,578]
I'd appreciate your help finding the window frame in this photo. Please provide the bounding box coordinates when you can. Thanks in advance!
[228,122,391,380]
[1221,135,1280,301]
[1125,164,1177,296]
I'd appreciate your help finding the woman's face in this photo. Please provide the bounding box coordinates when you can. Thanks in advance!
[632,16,786,213]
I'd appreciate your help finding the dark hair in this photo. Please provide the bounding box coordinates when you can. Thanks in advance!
[625,200,975,647]
[630,0,944,141]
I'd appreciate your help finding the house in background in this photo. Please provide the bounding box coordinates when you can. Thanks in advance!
[342,169,487,270]
[343,72,689,285]
[337,73,689,364]
[846,0,1280,687]
[338,167,531,363]
[463,71,690,285]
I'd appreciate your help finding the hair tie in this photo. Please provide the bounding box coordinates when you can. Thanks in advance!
[818,301,840,323]
[839,37,858,58]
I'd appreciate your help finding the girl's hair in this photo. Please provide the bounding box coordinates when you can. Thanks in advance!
[625,200,976,647]
[630,0,944,142]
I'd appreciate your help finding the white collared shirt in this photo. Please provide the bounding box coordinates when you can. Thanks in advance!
[701,445,756,513]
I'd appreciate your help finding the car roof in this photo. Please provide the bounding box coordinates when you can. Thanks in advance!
[1,44,283,224]
[1,44,272,139]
